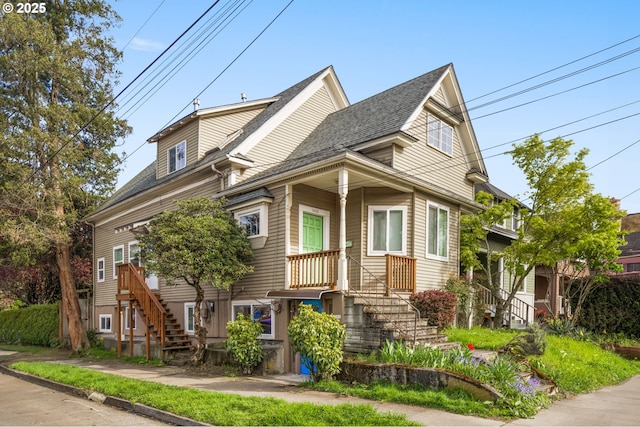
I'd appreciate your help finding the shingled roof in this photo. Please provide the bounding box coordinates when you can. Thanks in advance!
[236,64,452,184]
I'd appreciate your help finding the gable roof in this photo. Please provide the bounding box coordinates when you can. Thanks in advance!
[89,66,337,218]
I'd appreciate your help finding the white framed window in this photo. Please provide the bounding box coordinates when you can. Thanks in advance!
[427,115,453,155]
[234,205,268,238]
[367,206,407,256]
[185,302,196,334]
[426,202,449,260]
[99,314,112,332]
[113,245,124,279]
[167,140,186,174]
[97,258,105,283]
[123,307,136,330]
[128,241,141,266]
[232,300,274,339]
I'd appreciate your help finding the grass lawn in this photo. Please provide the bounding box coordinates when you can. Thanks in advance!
[9,361,418,426]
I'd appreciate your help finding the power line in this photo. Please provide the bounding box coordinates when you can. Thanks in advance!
[120,0,166,52]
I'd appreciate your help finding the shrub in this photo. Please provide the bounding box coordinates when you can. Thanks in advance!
[288,303,346,382]
[410,289,457,330]
[225,313,263,374]
[0,303,59,346]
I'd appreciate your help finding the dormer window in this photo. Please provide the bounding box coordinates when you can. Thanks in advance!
[427,115,453,155]
[168,141,186,174]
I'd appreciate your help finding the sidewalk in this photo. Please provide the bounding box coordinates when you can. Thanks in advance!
[2,350,640,426]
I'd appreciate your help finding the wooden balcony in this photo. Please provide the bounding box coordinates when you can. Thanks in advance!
[288,250,339,288]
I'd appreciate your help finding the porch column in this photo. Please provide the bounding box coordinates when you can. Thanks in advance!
[337,169,349,291]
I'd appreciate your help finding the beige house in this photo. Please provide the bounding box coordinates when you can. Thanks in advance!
[87,64,505,373]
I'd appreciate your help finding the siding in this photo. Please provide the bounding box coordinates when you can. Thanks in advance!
[394,109,474,200]
[198,108,265,157]
[240,86,338,182]
[155,121,199,180]
[289,184,339,254]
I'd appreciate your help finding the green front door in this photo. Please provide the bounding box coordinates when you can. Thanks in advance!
[302,212,324,253]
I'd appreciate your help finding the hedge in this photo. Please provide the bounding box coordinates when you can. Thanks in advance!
[0,303,59,346]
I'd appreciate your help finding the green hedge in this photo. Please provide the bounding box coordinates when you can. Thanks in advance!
[575,276,640,338]
[0,303,59,346]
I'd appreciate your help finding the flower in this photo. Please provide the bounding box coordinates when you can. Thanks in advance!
[467,343,475,351]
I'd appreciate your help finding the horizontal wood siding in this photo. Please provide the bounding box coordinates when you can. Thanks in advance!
[198,108,264,157]
[156,121,199,180]
[362,145,394,166]
[361,188,412,283]
[241,86,337,182]
[394,109,474,200]
[413,192,460,292]
[346,188,363,289]
[233,186,287,300]
[93,173,221,307]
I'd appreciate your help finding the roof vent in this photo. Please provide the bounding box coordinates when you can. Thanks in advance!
[193,98,200,111]
[241,93,247,102]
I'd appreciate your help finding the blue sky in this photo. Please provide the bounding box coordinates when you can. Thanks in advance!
[107,0,640,214]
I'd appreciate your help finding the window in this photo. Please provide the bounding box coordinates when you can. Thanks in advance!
[99,314,112,332]
[427,115,453,155]
[234,205,268,238]
[97,258,105,282]
[123,307,136,330]
[427,202,449,260]
[113,245,124,279]
[232,301,274,339]
[128,241,141,267]
[367,206,407,256]
[627,263,640,272]
[167,140,186,174]
[185,302,196,334]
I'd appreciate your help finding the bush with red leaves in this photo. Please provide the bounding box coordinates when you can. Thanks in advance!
[410,289,457,330]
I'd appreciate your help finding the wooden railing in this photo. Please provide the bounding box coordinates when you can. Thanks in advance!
[385,254,417,294]
[288,250,339,288]
[476,285,533,327]
[117,263,166,347]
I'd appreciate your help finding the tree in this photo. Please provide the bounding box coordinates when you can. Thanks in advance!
[0,1,130,350]
[138,197,254,364]
[461,135,625,328]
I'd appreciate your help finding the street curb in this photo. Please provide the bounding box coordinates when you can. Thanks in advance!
[0,363,208,426]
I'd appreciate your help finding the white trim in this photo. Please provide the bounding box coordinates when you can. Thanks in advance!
[231,300,275,339]
[234,204,268,238]
[426,201,449,261]
[167,140,186,175]
[298,204,330,253]
[128,241,140,265]
[99,314,112,332]
[123,307,137,331]
[184,302,196,335]
[97,257,105,283]
[113,245,124,279]
[367,205,408,256]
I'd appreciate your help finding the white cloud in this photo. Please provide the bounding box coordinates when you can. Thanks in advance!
[129,37,165,52]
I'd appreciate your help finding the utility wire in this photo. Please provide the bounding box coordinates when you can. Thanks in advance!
[120,0,166,51]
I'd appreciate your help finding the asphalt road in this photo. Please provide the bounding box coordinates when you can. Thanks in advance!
[0,372,166,426]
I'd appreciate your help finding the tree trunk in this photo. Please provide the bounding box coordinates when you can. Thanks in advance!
[191,283,207,365]
[56,241,89,352]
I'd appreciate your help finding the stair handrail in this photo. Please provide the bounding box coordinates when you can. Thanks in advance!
[119,263,166,347]
[476,284,533,326]
[346,255,420,344]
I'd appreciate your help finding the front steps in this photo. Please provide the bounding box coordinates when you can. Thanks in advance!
[344,293,458,354]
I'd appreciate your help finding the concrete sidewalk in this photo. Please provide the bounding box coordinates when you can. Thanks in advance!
[3,350,640,426]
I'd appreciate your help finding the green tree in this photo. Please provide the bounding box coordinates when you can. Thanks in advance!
[0,1,130,351]
[461,135,625,328]
[138,197,254,364]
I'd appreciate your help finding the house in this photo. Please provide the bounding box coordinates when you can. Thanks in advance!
[471,182,536,327]
[614,213,640,276]
[86,63,492,373]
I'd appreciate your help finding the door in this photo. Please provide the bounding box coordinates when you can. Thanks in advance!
[302,212,324,253]
[299,299,322,375]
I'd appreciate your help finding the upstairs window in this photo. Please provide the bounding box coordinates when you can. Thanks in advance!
[168,140,186,174]
[234,205,269,238]
[97,258,105,283]
[113,245,124,279]
[427,115,453,155]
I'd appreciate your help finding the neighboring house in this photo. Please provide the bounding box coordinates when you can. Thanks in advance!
[472,182,536,328]
[86,63,491,373]
[615,214,640,276]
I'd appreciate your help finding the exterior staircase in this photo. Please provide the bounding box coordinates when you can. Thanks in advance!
[344,257,458,353]
[117,263,191,358]
[476,285,535,328]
